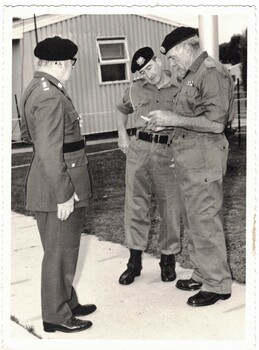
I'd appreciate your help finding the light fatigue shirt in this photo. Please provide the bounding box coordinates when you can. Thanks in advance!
[174,52,235,127]
[117,72,179,135]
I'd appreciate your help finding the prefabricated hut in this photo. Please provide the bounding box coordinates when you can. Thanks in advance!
[12,14,180,141]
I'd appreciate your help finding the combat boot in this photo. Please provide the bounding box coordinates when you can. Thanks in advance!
[159,254,176,282]
[119,249,142,285]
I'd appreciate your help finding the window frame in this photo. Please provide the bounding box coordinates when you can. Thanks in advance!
[96,37,130,85]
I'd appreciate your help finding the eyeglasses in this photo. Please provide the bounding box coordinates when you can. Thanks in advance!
[71,58,77,66]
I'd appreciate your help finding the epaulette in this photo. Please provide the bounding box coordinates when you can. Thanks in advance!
[204,57,216,69]
[40,77,51,91]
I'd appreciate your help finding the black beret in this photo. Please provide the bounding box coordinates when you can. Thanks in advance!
[34,36,78,61]
[131,47,154,73]
[160,27,198,55]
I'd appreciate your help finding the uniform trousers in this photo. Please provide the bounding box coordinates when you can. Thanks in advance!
[125,135,181,255]
[35,207,85,324]
[172,129,232,294]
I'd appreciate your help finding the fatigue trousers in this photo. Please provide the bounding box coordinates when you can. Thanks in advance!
[125,136,181,255]
[172,129,232,294]
[35,207,85,324]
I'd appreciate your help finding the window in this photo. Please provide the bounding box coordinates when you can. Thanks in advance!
[96,37,130,84]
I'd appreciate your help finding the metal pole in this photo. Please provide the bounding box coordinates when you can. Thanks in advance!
[237,78,241,147]
[33,14,38,44]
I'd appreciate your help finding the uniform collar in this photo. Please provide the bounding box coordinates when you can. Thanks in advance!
[187,51,208,75]
[34,71,64,91]
[139,70,178,89]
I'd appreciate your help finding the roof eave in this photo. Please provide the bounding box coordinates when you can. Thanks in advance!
[13,14,79,40]
[139,14,184,28]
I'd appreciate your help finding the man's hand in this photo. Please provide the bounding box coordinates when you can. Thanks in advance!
[148,110,179,129]
[118,131,130,154]
[57,192,79,221]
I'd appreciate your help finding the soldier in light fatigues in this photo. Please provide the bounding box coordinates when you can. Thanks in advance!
[149,27,234,307]
[116,47,181,285]
[21,36,97,332]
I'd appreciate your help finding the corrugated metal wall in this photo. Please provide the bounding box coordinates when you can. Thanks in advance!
[13,14,176,139]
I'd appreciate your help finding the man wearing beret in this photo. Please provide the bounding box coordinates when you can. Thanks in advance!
[21,36,96,332]
[148,27,234,306]
[116,47,181,285]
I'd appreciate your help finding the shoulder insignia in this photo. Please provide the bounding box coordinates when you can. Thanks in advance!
[204,57,216,69]
[40,77,51,91]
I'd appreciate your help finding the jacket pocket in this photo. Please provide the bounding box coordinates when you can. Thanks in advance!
[180,85,197,98]
[65,110,81,138]
[68,110,80,123]
[165,97,175,110]
[65,151,92,200]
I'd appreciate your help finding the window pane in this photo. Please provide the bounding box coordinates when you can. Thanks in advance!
[101,64,126,82]
[99,43,125,60]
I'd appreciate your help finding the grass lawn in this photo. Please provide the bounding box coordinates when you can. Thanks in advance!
[11,131,246,284]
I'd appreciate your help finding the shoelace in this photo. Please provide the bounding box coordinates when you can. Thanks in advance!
[68,316,87,326]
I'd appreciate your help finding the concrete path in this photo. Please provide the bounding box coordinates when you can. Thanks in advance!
[9,211,248,350]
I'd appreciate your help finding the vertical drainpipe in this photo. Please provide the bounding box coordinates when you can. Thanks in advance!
[198,15,219,60]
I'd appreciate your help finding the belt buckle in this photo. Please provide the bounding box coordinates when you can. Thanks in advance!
[153,134,160,143]
[149,132,154,143]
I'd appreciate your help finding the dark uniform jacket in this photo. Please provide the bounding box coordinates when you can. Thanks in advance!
[21,71,92,212]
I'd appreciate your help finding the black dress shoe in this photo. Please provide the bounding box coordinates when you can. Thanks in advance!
[119,268,141,285]
[176,278,202,291]
[43,316,92,333]
[72,303,97,317]
[187,291,231,307]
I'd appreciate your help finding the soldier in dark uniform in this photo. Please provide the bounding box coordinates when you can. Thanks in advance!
[21,36,96,332]
[116,47,181,285]
[148,27,234,307]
